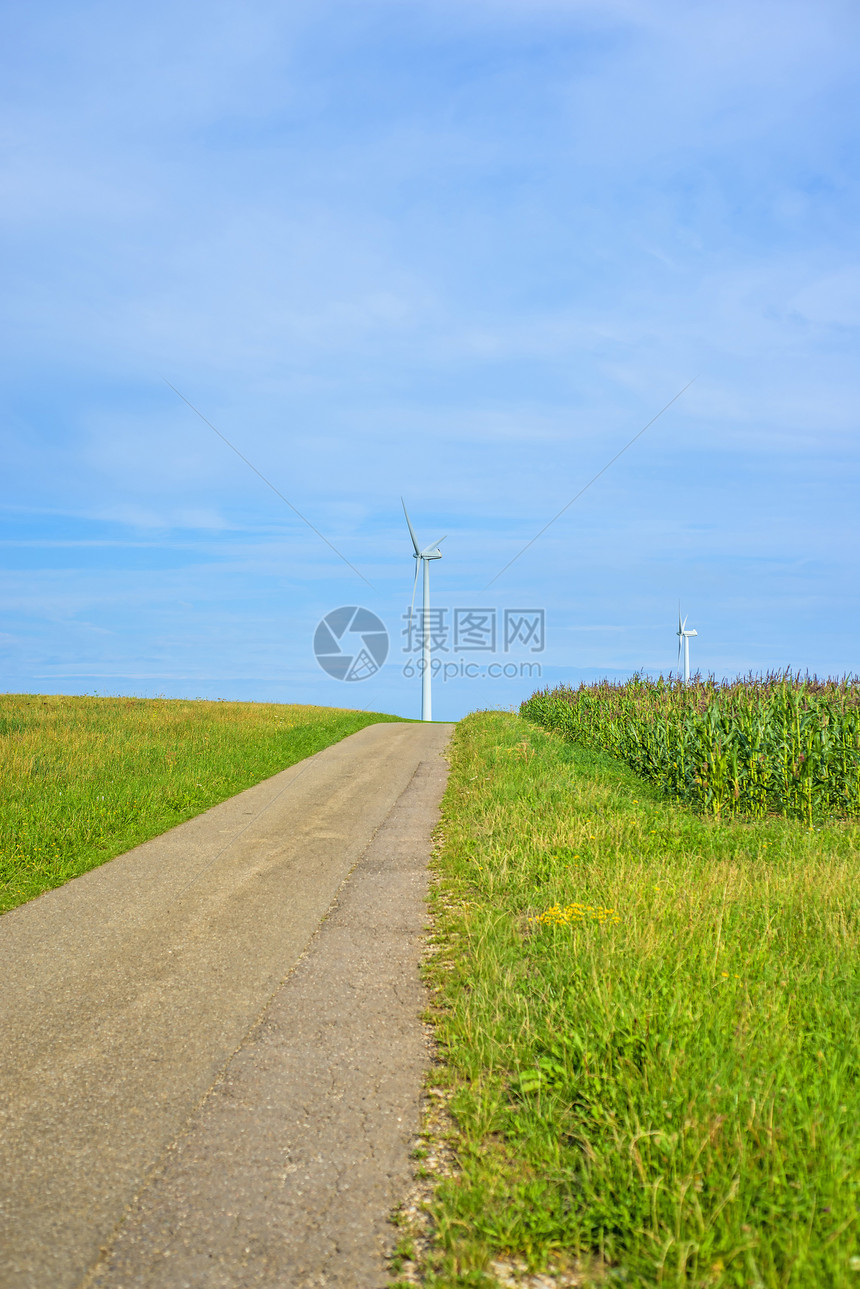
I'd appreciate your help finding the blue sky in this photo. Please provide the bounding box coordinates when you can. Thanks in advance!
[2,0,858,720]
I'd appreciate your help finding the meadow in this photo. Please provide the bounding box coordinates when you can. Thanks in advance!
[521,675,860,824]
[0,693,402,914]
[407,711,860,1288]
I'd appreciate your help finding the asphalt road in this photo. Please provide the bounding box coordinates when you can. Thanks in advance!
[0,720,453,1289]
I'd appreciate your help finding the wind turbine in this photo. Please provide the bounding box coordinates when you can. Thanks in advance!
[402,499,445,721]
[676,607,698,685]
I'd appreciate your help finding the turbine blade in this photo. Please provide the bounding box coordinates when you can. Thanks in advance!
[421,535,447,557]
[401,497,421,556]
[409,558,420,619]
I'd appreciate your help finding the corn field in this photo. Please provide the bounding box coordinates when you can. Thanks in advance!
[520,673,860,822]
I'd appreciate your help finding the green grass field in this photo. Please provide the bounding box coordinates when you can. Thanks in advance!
[0,693,402,914]
[412,711,860,1288]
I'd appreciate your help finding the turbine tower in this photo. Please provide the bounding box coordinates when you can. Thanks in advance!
[402,499,445,721]
[676,607,698,685]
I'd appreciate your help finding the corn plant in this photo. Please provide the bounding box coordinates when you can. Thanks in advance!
[521,672,860,822]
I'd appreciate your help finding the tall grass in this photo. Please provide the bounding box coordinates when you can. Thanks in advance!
[521,674,860,823]
[0,693,401,914]
[416,712,860,1288]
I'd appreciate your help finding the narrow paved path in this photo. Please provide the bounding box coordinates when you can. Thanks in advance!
[0,721,453,1289]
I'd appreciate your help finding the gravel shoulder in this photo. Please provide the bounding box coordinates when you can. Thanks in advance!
[0,720,453,1289]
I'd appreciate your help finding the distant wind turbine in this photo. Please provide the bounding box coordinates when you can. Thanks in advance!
[676,608,698,685]
[402,499,445,721]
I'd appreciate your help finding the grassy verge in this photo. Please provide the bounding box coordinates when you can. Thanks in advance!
[416,711,860,1288]
[0,693,402,914]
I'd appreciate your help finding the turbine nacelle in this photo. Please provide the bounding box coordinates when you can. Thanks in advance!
[414,543,444,562]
